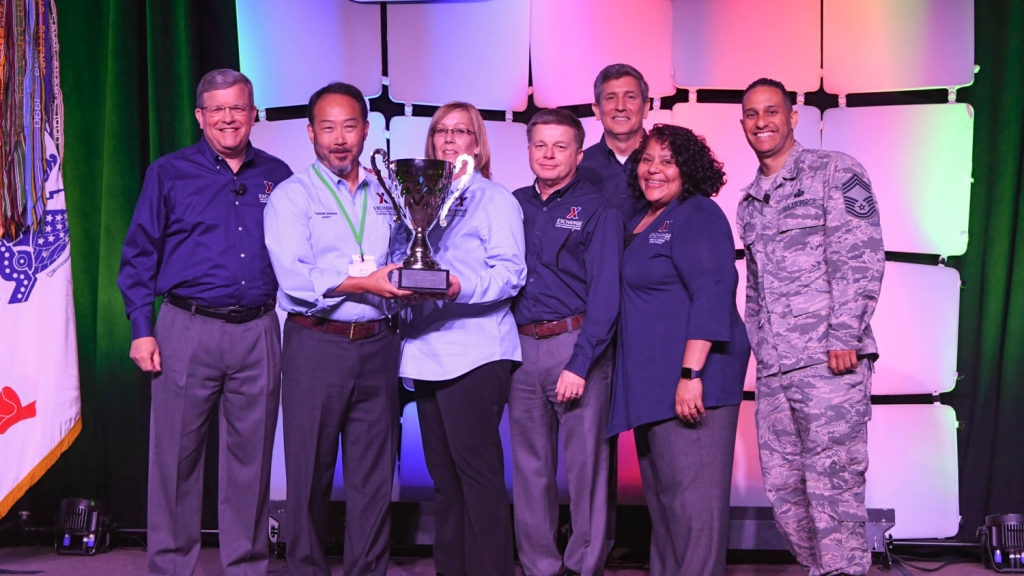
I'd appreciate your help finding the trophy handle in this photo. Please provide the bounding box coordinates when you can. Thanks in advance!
[439,154,476,227]
[370,148,403,224]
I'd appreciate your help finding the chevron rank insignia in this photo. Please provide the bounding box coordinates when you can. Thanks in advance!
[841,174,878,220]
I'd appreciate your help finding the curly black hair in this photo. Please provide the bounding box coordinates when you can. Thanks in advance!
[626,124,726,203]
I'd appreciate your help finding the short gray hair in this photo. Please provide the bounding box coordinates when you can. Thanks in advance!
[593,63,649,104]
[196,68,254,108]
[527,109,585,152]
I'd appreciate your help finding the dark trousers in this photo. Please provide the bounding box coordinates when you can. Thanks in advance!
[148,304,280,576]
[414,360,516,576]
[510,332,613,576]
[282,320,400,576]
[634,405,740,576]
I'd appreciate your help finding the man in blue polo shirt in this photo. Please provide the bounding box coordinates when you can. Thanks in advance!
[579,63,650,226]
[510,109,623,576]
[118,69,292,576]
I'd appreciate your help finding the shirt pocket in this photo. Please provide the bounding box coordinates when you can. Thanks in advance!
[541,228,578,269]
[777,206,825,274]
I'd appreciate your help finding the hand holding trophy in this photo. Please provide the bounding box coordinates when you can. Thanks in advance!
[370,148,475,294]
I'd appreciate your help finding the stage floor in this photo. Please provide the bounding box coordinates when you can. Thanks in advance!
[0,546,992,575]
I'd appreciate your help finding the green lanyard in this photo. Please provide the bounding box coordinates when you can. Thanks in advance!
[313,164,369,260]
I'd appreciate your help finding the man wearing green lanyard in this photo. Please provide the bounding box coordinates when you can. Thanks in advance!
[264,82,411,576]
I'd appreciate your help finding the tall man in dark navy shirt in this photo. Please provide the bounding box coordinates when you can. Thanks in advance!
[510,109,623,576]
[579,63,650,225]
[118,69,292,576]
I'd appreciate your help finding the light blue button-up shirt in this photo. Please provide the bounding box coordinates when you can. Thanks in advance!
[394,172,527,381]
[265,160,397,322]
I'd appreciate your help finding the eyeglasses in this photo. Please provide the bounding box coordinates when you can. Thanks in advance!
[432,127,476,139]
[201,105,253,117]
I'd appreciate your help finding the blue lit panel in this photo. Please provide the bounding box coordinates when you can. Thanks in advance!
[531,0,675,108]
[236,0,382,109]
[386,0,529,111]
[671,103,822,248]
[673,0,821,92]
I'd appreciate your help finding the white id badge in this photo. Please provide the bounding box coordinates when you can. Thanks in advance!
[348,254,377,278]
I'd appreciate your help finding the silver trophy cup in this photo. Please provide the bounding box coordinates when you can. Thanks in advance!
[370,148,474,293]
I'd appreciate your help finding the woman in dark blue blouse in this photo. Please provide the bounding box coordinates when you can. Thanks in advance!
[609,125,750,576]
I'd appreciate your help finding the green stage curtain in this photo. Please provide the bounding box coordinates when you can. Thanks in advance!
[10,0,239,529]
[949,1,1024,538]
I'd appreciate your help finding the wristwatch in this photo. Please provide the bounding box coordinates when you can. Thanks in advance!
[680,367,703,380]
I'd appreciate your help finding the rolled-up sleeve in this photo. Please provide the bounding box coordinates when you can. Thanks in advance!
[455,192,527,305]
[118,164,166,340]
[673,199,738,342]
[264,184,346,313]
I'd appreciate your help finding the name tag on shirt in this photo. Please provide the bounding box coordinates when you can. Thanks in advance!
[348,254,377,278]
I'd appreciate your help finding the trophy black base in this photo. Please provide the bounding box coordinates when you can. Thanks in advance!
[393,267,450,294]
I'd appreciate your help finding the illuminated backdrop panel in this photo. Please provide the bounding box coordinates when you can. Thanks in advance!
[823,0,975,94]
[387,0,530,111]
[671,102,822,248]
[530,0,675,108]
[672,0,821,93]
[236,0,382,109]
[822,104,974,256]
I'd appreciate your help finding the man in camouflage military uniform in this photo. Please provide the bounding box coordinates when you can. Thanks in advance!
[736,78,885,576]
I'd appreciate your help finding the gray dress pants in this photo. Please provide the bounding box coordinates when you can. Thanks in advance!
[634,405,740,576]
[148,304,280,576]
[281,320,400,576]
[510,331,613,576]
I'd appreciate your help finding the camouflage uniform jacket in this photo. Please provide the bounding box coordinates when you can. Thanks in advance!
[737,141,884,378]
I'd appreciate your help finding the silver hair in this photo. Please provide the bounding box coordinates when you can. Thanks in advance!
[593,63,649,104]
[196,68,254,108]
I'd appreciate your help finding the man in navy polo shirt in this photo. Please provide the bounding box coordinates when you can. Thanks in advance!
[579,63,650,226]
[118,69,292,576]
[510,109,623,576]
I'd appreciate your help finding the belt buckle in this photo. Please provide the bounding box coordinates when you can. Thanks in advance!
[224,308,249,324]
[349,322,357,340]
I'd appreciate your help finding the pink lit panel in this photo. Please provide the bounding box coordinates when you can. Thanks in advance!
[531,0,675,109]
[730,403,959,538]
[671,102,822,248]
[823,0,974,94]
[237,0,382,109]
[387,0,529,111]
[822,104,973,256]
[737,261,961,395]
[673,0,821,92]
[388,116,534,192]
[248,113,388,176]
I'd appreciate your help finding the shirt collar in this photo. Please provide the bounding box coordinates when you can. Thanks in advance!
[598,131,646,163]
[533,172,583,203]
[198,136,254,169]
[741,140,805,200]
[313,159,371,195]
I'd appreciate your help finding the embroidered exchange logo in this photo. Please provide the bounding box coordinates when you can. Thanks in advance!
[260,181,275,203]
[649,220,672,244]
[555,206,583,231]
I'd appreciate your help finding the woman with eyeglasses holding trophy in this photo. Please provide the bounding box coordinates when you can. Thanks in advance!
[389,101,526,576]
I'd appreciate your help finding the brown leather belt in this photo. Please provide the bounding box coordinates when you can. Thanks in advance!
[287,313,393,341]
[518,314,584,339]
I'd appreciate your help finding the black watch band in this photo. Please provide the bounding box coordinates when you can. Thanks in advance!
[680,367,703,380]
